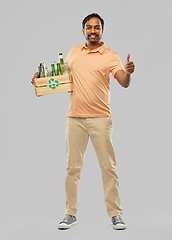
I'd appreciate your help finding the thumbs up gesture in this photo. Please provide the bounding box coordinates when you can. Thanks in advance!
[124,53,135,75]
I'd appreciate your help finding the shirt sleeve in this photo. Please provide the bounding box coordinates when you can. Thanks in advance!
[109,51,124,76]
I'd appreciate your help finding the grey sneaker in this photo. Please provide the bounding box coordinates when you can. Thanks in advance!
[111,216,126,230]
[58,214,77,230]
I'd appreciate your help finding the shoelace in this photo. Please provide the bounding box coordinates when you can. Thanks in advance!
[63,215,74,223]
[114,216,123,223]
[63,215,70,222]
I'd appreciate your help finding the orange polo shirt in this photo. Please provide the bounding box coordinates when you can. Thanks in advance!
[65,42,124,117]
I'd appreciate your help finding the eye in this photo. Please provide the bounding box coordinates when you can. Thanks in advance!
[86,26,91,30]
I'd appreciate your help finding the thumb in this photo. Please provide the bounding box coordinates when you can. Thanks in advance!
[127,53,130,62]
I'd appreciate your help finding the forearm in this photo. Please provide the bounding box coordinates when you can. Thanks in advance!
[121,71,131,88]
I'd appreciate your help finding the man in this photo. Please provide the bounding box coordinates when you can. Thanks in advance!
[32,13,135,230]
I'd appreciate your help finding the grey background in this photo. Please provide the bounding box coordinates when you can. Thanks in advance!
[0,0,171,239]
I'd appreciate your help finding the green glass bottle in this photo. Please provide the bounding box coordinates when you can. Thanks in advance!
[38,63,41,78]
[56,63,62,75]
[51,62,56,76]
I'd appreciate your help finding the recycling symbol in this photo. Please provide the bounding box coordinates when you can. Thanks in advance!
[48,78,59,90]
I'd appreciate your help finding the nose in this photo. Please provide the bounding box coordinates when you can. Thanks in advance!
[91,27,96,33]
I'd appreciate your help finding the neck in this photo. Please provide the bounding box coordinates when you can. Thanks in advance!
[86,41,102,51]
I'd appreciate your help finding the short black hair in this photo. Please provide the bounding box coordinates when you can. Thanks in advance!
[82,13,104,30]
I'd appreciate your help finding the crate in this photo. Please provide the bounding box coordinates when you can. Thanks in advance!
[33,74,73,97]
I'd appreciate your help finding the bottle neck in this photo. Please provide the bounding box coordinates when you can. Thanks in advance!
[59,54,64,64]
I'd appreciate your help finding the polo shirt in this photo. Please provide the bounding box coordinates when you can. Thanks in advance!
[65,42,124,118]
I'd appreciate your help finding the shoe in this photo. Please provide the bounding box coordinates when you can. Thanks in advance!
[58,214,77,230]
[111,216,126,230]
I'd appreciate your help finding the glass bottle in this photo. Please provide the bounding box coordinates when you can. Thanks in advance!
[38,63,41,78]
[57,63,62,75]
[51,62,56,76]
[40,62,45,77]
[44,62,48,77]
[59,53,68,75]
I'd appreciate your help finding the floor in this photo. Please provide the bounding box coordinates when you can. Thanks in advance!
[0,202,171,240]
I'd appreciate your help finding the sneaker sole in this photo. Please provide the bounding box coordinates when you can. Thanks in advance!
[111,222,126,230]
[58,221,77,230]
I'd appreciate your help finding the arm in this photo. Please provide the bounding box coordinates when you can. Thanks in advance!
[114,70,131,88]
[114,53,135,88]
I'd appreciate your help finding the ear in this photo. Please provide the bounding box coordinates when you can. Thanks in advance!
[82,28,85,36]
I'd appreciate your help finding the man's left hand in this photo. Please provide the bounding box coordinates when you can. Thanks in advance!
[124,53,135,75]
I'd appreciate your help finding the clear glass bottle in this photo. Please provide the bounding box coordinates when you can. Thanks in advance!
[44,62,48,77]
[59,53,68,75]
[40,62,45,77]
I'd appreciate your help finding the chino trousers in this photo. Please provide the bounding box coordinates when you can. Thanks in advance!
[65,116,123,218]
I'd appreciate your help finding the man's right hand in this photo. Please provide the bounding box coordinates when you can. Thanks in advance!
[31,72,39,85]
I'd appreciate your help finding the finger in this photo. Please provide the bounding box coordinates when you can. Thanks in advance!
[126,65,135,70]
[127,53,130,62]
[126,61,134,65]
[126,68,134,73]
[125,66,135,73]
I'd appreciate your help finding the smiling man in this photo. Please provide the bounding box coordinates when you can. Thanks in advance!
[56,13,135,230]
[32,13,135,231]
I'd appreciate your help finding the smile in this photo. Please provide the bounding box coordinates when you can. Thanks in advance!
[89,35,98,38]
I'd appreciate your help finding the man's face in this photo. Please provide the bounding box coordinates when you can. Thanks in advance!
[82,17,104,44]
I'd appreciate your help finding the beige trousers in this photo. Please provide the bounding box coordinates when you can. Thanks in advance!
[65,117,123,218]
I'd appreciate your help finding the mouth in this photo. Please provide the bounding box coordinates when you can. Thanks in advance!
[88,34,98,39]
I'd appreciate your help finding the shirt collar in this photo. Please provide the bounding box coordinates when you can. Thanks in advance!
[81,42,106,54]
